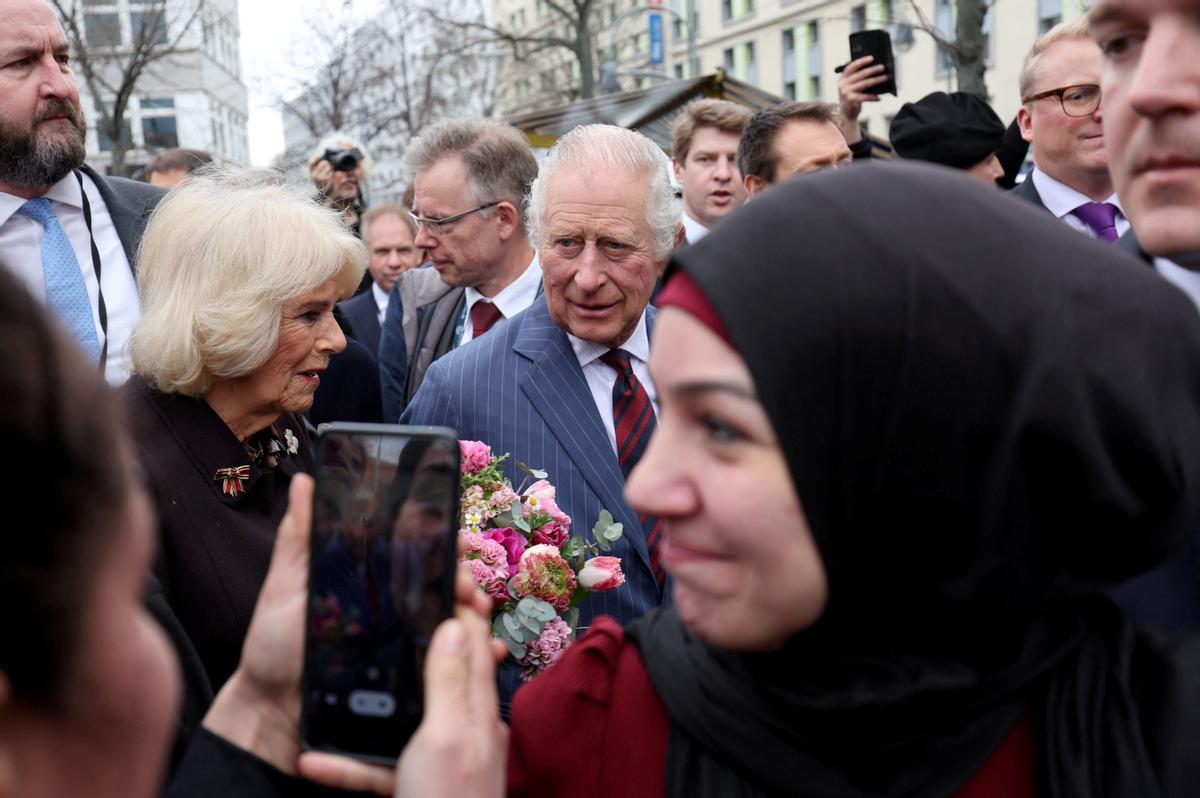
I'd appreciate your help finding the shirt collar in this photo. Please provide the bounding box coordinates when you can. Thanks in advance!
[463,254,541,319]
[1031,167,1125,219]
[371,281,390,311]
[567,308,651,368]
[0,171,83,226]
[681,210,709,243]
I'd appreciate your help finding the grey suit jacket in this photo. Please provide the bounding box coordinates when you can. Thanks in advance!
[1008,175,1048,213]
[399,267,464,406]
[401,296,667,707]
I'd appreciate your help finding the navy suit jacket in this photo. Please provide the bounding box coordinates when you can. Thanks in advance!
[340,289,382,356]
[1008,174,1049,212]
[401,296,667,705]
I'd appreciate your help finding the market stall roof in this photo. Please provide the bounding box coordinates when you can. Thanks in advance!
[506,69,895,157]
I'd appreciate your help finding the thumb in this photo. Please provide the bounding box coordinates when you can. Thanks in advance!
[420,619,470,735]
[263,474,313,593]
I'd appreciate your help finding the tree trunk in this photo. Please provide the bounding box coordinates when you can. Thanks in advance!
[953,0,989,99]
[576,23,595,98]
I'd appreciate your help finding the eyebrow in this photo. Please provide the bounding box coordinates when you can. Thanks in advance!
[1085,1,1124,28]
[666,379,759,402]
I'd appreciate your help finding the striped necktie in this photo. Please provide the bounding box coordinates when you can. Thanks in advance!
[18,198,100,361]
[600,349,665,585]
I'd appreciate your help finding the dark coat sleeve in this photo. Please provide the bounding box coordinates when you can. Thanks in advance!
[308,338,384,426]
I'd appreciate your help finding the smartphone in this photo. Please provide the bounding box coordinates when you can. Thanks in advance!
[301,423,460,764]
[847,29,897,95]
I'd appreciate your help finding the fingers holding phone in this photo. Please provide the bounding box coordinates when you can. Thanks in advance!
[838,55,888,143]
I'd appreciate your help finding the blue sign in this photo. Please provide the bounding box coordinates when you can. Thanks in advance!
[649,13,663,65]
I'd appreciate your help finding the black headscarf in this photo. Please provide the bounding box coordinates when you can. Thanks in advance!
[629,161,1200,797]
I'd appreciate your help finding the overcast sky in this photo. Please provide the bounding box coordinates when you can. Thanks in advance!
[237,0,383,166]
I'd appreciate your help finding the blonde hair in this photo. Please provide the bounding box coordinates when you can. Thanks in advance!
[1019,17,1094,101]
[130,168,365,397]
[671,99,753,162]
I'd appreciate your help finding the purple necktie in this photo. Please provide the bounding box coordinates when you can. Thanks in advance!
[1073,202,1120,244]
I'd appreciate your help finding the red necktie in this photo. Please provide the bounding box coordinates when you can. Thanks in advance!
[469,300,504,338]
[600,349,665,586]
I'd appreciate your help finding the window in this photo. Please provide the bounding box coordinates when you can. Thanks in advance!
[935,0,954,73]
[850,5,866,32]
[809,75,821,98]
[723,47,735,71]
[131,10,168,45]
[675,63,685,79]
[142,115,178,148]
[743,41,757,83]
[97,118,132,152]
[141,97,174,109]
[1039,0,1061,32]
[510,9,526,30]
[782,28,796,97]
[807,20,821,79]
[85,12,122,47]
[637,31,649,53]
[537,0,548,16]
[721,0,732,21]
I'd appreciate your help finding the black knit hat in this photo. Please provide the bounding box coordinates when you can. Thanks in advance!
[889,91,1005,169]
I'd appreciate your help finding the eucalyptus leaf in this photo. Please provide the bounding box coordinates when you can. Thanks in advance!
[503,638,526,659]
[604,523,624,541]
[513,516,531,533]
[592,510,615,538]
[517,461,549,480]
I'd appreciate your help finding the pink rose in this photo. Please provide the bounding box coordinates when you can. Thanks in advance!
[485,527,527,577]
[459,440,494,475]
[460,531,508,571]
[519,616,573,680]
[523,479,556,503]
[513,544,576,612]
[530,519,568,548]
[466,559,510,607]
[578,556,625,592]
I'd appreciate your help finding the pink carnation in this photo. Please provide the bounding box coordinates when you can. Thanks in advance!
[460,531,508,571]
[519,616,573,680]
[459,440,494,475]
[485,527,527,577]
[531,519,568,548]
[513,544,576,612]
[578,556,625,592]
[488,485,519,516]
[523,479,556,503]
[466,559,510,607]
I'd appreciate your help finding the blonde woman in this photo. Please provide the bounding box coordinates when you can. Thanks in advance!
[125,168,364,692]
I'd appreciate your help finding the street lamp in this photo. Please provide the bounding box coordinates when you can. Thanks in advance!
[599,3,699,94]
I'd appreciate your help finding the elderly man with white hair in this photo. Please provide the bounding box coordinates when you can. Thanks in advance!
[402,123,682,708]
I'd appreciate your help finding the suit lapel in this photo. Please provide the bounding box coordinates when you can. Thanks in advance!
[513,301,653,577]
[80,164,143,266]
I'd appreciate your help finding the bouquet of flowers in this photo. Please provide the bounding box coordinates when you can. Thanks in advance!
[458,440,626,679]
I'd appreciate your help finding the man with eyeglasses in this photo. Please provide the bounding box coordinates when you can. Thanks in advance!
[377,119,540,418]
[1013,18,1128,244]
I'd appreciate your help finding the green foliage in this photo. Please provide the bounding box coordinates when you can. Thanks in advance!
[492,596,558,660]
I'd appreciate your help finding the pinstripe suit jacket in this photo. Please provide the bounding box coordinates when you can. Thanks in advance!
[401,295,667,705]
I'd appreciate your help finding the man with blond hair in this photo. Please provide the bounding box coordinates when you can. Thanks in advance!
[671,98,752,242]
[1013,18,1128,244]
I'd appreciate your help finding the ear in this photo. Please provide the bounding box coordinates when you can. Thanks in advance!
[672,157,686,183]
[493,201,522,243]
[744,174,767,198]
[1016,105,1034,143]
[672,224,686,253]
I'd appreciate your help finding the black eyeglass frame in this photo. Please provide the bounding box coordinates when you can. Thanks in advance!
[408,201,501,235]
[1021,83,1102,117]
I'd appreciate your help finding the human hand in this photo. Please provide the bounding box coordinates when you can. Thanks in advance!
[837,55,888,144]
[310,158,334,196]
[296,565,507,796]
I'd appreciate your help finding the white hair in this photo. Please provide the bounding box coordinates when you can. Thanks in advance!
[130,168,365,397]
[309,132,374,177]
[526,124,682,260]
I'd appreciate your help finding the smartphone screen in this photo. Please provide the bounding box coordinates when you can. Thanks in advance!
[301,424,460,763]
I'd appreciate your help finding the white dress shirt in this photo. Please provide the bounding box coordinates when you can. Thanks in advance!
[681,210,709,244]
[372,281,390,324]
[567,312,657,454]
[0,172,140,386]
[460,255,542,346]
[1030,168,1132,241]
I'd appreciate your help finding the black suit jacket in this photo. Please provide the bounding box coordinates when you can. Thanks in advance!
[1008,174,1048,212]
[339,289,382,355]
[79,163,164,271]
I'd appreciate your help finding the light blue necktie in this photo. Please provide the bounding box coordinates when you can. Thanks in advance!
[18,198,101,361]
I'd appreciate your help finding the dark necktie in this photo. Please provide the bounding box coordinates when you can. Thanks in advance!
[1073,202,1120,244]
[600,349,665,586]
[469,300,504,339]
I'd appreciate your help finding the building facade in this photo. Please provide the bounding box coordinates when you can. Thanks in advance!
[492,0,1090,141]
[73,0,249,173]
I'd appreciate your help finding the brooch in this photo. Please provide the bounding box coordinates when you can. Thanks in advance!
[284,428,299,455]
[214,465,250,497]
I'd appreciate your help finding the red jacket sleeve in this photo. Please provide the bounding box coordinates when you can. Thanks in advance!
[507,616,669,798]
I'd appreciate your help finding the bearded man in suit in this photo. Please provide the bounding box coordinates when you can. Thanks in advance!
[0,0,163,386]
[402,124,683,707]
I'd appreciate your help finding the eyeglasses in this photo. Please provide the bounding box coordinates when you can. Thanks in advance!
[1022,84,1102,117]
[408,201,500,235]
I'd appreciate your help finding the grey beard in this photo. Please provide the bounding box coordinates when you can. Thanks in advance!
[0,108,87,189]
